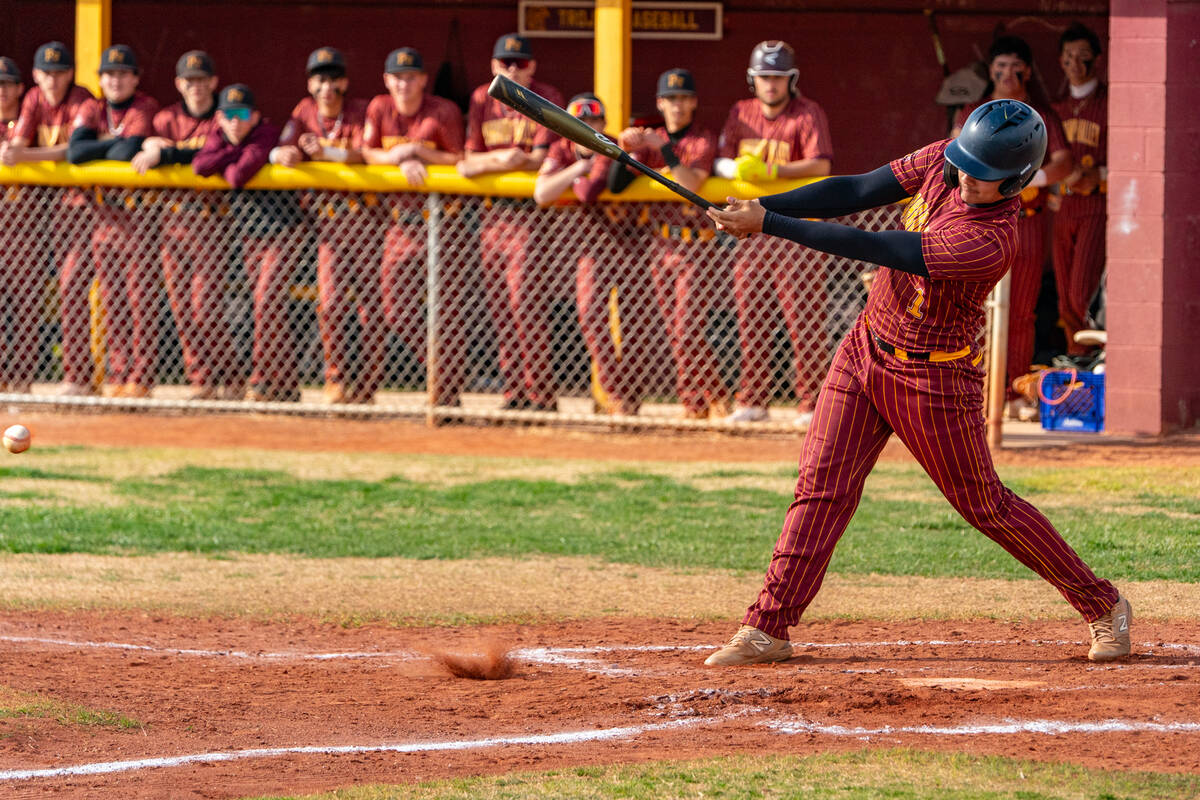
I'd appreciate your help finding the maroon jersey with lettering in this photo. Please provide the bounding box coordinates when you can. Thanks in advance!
[718,95,832,165]
[955,98,1067,212]
[281,97,367,156]
[153,101,219,149]
[466,79,562,153]
[73,92,158,139]
[13,85,93,146]
[363,93,464,154]
[1053,85,1107,208]
[865,139,1019,354]
[630,123,716,228]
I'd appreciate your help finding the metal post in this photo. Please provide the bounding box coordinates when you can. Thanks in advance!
[986,272,1011,448]
[425,192,442,426]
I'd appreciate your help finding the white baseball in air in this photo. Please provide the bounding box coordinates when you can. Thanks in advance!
[3,424,31,454]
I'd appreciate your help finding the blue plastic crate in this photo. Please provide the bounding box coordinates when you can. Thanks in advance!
[1039,370,1105,433]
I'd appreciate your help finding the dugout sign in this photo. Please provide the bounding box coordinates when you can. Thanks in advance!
[520,1,722,40]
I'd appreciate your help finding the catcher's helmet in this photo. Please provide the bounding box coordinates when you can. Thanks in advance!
[746,40,799,94]
[944,99,1047,198]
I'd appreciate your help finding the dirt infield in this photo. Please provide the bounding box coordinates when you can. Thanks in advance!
[0,611,1197,798]
[13,410,1200,466]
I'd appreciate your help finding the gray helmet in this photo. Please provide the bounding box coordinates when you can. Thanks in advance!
[746,40,798,94]
[944,99,1047,198]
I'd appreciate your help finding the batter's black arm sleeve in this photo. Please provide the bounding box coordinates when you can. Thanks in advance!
[759,165,910,219]
[607,159,637,194]
[761,213,929,277]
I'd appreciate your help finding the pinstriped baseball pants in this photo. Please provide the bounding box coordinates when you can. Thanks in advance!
[742,317,1119,639]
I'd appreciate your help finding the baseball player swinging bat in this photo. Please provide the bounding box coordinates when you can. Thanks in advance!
[487,74,715,210]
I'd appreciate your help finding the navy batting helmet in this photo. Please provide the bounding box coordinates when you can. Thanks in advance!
[746,40,798,94]
[944,99,1047,198]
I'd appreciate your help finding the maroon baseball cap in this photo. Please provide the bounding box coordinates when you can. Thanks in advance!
[176,50,215,79]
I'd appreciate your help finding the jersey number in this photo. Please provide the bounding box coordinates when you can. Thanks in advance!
[906,285,926,319]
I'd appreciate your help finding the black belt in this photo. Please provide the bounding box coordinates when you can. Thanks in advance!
[872,331,972,363]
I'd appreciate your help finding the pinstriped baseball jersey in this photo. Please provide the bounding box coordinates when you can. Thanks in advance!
[13,85,92,146]
[717,95,832,165]
[466,78,562,153]
[1053,84,1107,217]
[362,93,464,153]
[629,124,716,229]
[73,93,158,139]
[281,97,367,152]
[865,139,1019,355]
[153,101,219,149]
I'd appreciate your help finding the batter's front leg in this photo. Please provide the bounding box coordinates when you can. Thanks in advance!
[743,326,894,639]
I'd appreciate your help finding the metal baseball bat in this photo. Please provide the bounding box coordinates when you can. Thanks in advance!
[486,74,715,210]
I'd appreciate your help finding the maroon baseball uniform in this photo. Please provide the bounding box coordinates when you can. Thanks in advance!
[70,92,160,394]
[467,78,563,410]
[0,106,37,391]
[742,139,1119,639]
[153,102,238,397]
[720,95,834,414]
[12,85,94,390]
[1052,84,1107,354]
[542,138,656,413]
[282,96,385,402]
[628,123,724,415]
[364,92,466,404]
[193,120,293,400]
[956,98,1068,397]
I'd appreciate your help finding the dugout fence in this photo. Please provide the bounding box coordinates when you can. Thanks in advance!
[0,164,998,433]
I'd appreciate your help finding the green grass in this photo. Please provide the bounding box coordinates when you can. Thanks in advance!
[248,750,1200,799]
[0,452,1197,582]
[0,686,143,730]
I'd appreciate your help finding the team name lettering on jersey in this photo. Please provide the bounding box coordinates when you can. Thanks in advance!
[380,135,437,150]
[1062,117,1101,149]
[481,116,538,149]
[736,138,792,165]
[37,123,65,147]
[901,193,931,233]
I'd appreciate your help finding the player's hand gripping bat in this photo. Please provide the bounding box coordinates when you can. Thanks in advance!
[487,74,715,210]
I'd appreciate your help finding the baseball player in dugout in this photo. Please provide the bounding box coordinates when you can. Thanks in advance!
[704,100,1130,667]
[1051,22,1107,357]
[608,68,726,420]
[2,43,95,396]
[715,41,834,427]
[193,84,298,403]
[362,47,468,407]
[458,33,563,412]
[133,51,244,401]
[274,47,379,404]
[68,44,161,400]
[0,56,35,396]
[953,35,1072,423]
[535,93,656,416]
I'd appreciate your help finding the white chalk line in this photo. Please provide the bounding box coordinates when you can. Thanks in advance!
[4,634,1197,667]
[767,717,1200,738]
[0,712,748,782]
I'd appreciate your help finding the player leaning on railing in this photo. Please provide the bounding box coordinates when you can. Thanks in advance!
[703,100,1131,667]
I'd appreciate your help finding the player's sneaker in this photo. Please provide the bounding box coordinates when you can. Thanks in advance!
[726,405,769,423]
[703,625,792,666]
[1088,595,1132,662]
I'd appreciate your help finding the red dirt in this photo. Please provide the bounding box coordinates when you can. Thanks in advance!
[0,611,1197,798]
[3,412,1199,796]
[11,410,1200,466]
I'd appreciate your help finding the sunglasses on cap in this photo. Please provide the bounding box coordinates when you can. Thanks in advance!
[566,98,604,119]
[498,57,531,70]
[221,107,252,121]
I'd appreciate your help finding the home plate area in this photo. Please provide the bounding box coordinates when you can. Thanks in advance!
[1,612,1197,798]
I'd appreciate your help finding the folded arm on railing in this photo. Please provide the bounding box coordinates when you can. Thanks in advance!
[0,161,828,203]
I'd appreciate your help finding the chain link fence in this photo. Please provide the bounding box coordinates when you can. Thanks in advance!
[0,182,992,431]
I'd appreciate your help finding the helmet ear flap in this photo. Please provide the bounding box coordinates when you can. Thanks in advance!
[998,175,1024,198]
[943,159,959,189]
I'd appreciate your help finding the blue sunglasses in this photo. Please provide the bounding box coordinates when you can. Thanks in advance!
[221,107,252,121]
